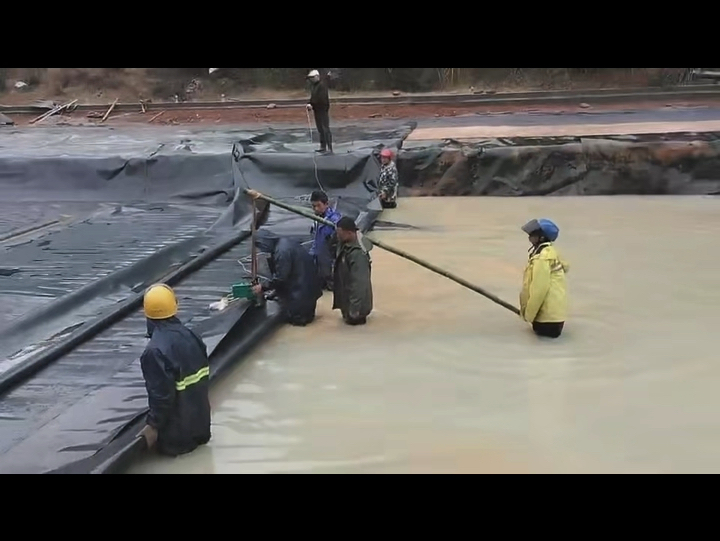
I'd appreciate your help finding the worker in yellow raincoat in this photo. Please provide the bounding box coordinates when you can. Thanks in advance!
[519,219,569,339]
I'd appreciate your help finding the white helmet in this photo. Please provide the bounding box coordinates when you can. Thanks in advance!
[308,70,320,79]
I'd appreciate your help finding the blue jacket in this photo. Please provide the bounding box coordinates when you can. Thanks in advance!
[310,207,342,258]
[141,317,212,457]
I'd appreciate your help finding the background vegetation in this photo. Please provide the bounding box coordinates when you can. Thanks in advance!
[0,68,697,98]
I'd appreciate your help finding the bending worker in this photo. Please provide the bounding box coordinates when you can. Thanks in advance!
[140,284,212,456]
[310,190,342,290]
[333,217,374,326]
[306,69,333,154]
[252,229,323,327]
[519,219,569,339]
[378,148,400,209]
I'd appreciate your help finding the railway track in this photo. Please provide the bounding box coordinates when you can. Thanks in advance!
[3,85,720,116]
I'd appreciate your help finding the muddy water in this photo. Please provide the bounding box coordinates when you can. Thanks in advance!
[128,197,720,474]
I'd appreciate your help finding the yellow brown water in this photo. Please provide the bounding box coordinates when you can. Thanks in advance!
[128,196,720,474]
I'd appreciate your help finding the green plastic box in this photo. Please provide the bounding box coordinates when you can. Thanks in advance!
[231,283,255,301]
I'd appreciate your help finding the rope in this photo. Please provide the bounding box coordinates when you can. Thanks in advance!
[230,112,335,278]
[306,107,326,194]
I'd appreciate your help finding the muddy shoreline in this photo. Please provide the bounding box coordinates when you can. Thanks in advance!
[4,96,720,127]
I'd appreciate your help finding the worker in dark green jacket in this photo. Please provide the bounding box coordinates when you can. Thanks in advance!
[332,217,374,326]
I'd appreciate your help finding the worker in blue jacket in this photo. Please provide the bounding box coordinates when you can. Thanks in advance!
[140,284,212,457]
[309,190,342,290]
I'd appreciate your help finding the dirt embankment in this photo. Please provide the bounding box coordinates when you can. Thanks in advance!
[9,98,720,128]
[0,68,697,106]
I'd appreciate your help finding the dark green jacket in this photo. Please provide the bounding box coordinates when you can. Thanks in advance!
[332,235,374,320]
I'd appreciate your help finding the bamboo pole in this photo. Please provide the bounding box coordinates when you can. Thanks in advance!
[243,189,521,316]
[250,199,258,284]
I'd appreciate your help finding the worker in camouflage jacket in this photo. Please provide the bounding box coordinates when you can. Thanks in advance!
[377,148,399,209]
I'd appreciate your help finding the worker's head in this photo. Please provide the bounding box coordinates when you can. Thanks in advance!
[144,284,178,321]
[255,229,280,255]
[336,217,359,243]
[311,191,330,216]
[307,70,321,84]
[380,148,394,165]
[522,219,560,247]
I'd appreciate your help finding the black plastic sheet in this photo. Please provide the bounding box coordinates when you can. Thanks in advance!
[0,122,414,474]
[400,133,720,196]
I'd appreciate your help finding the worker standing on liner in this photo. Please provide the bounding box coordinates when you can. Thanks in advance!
[306,69,333,154]
[377,148,400,209]
[252,230,323,326]
[333,217,374,326]
[310,190,342,291]
[519,219,569,339]
[140,284,212,456]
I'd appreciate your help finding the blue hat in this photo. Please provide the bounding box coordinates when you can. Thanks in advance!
[521,219,560,242]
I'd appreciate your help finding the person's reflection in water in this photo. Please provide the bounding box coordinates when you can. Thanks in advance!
[252,229,323,327]
[519,219,570,339]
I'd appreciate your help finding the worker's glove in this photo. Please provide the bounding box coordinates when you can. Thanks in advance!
[265,291,279,301]
[306,104,313,111]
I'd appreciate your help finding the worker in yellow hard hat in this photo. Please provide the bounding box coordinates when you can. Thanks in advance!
[139,284,212,456]
[519,219,570,339]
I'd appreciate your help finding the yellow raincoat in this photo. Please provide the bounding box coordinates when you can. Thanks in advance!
[520,243,569,324]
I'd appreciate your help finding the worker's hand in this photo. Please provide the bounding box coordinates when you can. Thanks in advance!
[252,284,263,297]
[247,189,262,200]
[141,425,158,450]
[266,291,278,301]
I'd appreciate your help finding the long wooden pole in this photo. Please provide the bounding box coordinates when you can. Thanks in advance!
[243,189,521,316]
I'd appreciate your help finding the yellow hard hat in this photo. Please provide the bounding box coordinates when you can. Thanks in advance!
[144,284,178,320]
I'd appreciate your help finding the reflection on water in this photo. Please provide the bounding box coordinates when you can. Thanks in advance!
[128,196,720,474]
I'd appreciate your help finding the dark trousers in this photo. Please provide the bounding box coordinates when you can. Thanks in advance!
[533,322,564,339]
[313,108,333,150]
[313,255,334,291]
[343,315,367,326]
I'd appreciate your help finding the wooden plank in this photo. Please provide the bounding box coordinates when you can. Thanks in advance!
[406,120,720,141]
[148,111,165,123]
[101,98,119,123]
[29,99,79,125]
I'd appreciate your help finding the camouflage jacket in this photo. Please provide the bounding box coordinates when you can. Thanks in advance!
[378,162,399,203]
